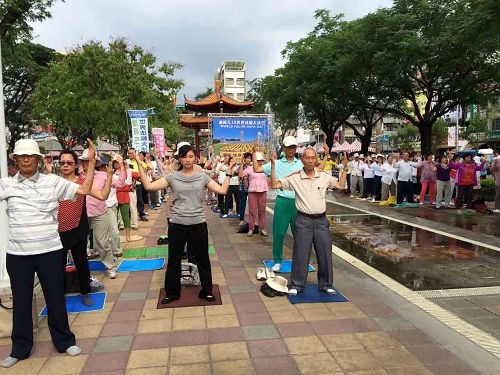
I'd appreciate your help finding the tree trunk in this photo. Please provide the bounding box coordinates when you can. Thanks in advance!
[360,125,373,156]
[419,123,433,155]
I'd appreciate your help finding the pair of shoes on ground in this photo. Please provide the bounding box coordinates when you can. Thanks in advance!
[260,282,288,298]
[161,290,215,304]
[256,267,275,281]
[288,288,337,296]
[2,346,82,368]
[247,229,268,237]
[107,269,117,279]
[139,216,149,222]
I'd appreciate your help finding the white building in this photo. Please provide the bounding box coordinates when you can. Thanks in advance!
[215,61,246,102]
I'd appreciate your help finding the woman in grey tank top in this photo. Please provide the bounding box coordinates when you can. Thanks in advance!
[131,145,235,303]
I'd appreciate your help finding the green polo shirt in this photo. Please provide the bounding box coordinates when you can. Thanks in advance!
[263,157,303,199]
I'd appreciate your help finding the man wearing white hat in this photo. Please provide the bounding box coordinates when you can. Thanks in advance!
[0,139,97,368]
[252,136,303,272]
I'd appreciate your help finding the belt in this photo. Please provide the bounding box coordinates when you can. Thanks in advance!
[298,211,326,219]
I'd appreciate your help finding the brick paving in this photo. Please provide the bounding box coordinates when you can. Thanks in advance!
[0,205,481,374]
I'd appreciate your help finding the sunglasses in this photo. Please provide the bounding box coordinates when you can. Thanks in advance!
[60,161,75,166]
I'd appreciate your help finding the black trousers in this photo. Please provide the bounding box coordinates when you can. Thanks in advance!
[362,178,374,198]
[63,237,91,295]
[6,250,75,359]
[456,184,474,209]
[136,184,146,217]
[223,185,239,215]
[397,180,414,204]
[373,175,382,201]
[217,193,225,212]
[165,222,212,298]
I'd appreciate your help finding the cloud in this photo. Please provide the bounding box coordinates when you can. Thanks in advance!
[32,0,392,100]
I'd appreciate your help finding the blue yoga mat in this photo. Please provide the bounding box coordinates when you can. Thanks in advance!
[263,260,315,273]
[116,258,165,272]
[287,284,349,304]
[88,260,106,271]
[39,292,107,316]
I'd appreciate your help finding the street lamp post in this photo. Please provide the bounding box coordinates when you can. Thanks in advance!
[0,38,11,293]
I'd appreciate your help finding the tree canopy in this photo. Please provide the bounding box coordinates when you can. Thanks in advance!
[34,39,183,149]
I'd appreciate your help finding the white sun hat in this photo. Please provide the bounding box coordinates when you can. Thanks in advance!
[265,276,289,293]
[255,152,265,161]
[174,141,191,156]
[9,139,44,159]
[353,153,360,158]
[282,136,298,147]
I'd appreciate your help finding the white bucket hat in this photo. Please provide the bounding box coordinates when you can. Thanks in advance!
[9,139,43,159]
[174,141,190,156]
[353,153,360,158]
[282,136,298,147]
[265,276,289,293]
[78,148,90,160]
[255,152,265,161]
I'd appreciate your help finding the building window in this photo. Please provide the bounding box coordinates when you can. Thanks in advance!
[237,93,245,101]
[492,118,500,131]
[225,78,234,85]
[226,92,234,99]
[236,78,245,86]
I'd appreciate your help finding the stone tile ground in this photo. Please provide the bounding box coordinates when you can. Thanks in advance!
[0,204,480,374]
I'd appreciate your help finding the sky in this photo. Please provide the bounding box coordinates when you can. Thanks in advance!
[31,0,393,102]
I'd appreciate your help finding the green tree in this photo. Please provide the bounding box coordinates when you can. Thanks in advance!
[34,39,183,150]
[368,0,500,154]
[392,124,420,152]
[194,87,213,101]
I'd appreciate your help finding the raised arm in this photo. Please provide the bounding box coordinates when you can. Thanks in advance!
[89,164,114,201]
[316,143,328,172]
[76,139,96,195]
[270,155,282,189]
[330,156,348,190]
[131,151,169,191]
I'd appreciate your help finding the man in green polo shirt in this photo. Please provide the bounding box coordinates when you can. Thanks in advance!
[252,136,303,271]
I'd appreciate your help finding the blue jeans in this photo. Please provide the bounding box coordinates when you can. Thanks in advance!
[239,190,248,221]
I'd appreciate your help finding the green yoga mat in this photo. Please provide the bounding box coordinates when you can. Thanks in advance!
[123,245,216,258]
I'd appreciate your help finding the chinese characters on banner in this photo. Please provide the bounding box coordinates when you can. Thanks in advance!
[211,117,270,144]
[128,110,149,152]
[152,128,166,155]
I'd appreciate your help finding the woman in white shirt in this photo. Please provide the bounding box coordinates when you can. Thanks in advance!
[360,158,375,201]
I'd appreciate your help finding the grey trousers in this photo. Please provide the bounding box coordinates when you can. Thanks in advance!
[107,205,122,255]
[89,211,114,270]
[290,214,333,292]
[350,175,363,196]
[381,181,396,201]
[436,180,452,207]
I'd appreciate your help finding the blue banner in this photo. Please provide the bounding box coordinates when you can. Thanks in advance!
[128,110,149,152]
[212,117,270,144]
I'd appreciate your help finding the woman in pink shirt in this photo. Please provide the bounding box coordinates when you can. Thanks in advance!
[241,152,269,236]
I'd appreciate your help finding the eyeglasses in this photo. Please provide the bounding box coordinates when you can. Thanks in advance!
[60,161,75,166]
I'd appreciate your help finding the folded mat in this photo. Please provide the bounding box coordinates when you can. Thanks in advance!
[117,258,165,272]
[157,285,222,309]
[263,260,315,273]
[123,245,216,259]
[39,292,106,316]
[287,284,348,304]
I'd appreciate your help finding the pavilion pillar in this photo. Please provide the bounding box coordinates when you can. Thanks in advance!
[194,127,200,158]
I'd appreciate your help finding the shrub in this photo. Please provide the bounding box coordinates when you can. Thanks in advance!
[478,178,496,202]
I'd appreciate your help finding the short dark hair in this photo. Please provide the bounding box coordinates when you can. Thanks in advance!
[243,152,252,159]
[128,147,135,152]
[178,144,195,158]
[60,150,78,163]
[139,151,146,157]
[7,159,16,167]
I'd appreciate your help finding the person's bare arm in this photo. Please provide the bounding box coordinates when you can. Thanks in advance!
[133,153,169,191]
[270,155,282,189]
[252,140,265,173]
[208,160,236,194]
[76,139,96,195]
[316,143,329,171]
[331,156,348,190]
[89,165,114,200]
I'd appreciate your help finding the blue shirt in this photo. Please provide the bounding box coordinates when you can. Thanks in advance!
[263,157,303,199]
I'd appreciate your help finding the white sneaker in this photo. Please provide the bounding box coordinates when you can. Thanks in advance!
[222,214,228,218]
[350,195,354,198]
[66,345,82,356]
[247,230,253,237]
[288,288,298,295]
[493,209,500,214]
[107,269,117,279]
[256,267,267,281]
[322,288,337,295]
[271,263,281,272]
[1,357,18,368]
[260,230,269,236]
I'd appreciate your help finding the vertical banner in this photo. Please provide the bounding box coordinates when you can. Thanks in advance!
[152,128,166,155]
[448,126,457,147]
[128,110,149,152]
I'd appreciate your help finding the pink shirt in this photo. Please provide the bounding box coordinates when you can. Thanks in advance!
[243,168,269,193]
[85,171,126,217]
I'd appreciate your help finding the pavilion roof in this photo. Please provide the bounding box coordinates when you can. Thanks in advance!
[179,115,210,129]
[184,91,254,112]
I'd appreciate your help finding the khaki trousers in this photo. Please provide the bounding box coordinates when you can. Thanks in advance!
[129,191,139,229]
[89,211,114,270]
[107,205,122,256]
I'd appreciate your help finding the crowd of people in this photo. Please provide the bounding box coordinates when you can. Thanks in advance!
[1,135,499,369]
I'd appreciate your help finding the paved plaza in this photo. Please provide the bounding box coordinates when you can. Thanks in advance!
[0,203,495,374]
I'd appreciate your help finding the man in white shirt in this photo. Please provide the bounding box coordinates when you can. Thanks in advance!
[393,152,418,205]
[348,153,364,197]
[0,139,97,368]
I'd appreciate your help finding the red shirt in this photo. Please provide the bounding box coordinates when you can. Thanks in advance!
[461,164,474,186]
[58,176,84,232]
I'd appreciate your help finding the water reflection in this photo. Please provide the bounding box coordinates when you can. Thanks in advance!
[329,215,500,290]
